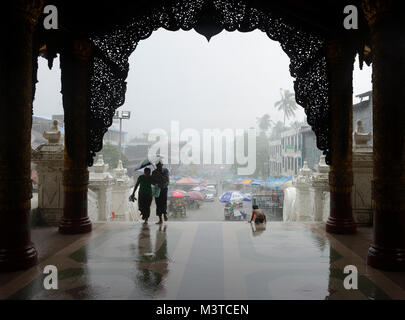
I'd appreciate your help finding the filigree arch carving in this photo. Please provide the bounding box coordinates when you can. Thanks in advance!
[87,0,330,166]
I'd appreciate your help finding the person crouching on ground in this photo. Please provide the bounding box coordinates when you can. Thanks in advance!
[250,205,267,224]
[130,167,153,224]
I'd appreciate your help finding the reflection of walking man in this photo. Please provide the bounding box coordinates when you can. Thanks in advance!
[152,161,170,224]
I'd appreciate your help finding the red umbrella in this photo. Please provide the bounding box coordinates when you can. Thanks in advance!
[186,191,205,201]
[169,190,187,198]
[175,177,199,185]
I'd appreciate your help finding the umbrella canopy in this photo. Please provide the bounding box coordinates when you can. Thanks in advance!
[175,177,199,185]
[191,186,207,192]
[136,164,156,172]
[219,191,251,203]
[264,176,292,190]
[281,180,293,190]
[251,179,262,185]
[241,179,253,185]
[133,158,153,171]
[187,191,205,200]
[133,155,164,171]
[168,190,188,198]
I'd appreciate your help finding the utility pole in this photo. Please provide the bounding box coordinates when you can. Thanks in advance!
[113,110,131,161]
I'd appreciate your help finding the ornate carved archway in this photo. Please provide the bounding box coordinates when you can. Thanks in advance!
[72,0,331,166]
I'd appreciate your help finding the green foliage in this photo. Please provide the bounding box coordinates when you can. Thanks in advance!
[96,142,128,169]
[269,121,286,140]
[256,114,273,133]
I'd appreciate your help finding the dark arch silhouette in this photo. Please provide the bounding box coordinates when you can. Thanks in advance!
[39,0,368,166]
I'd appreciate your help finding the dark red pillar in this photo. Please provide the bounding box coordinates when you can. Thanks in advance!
[325,37,357,234]
[362,0,405,271]
[0,0,43,272]
[59,39,93,234]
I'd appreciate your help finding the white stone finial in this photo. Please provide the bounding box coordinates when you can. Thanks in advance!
[316,155,330,174]
[353,119,372,151]
[96,155,104,165]
[117,160,124,170]
[93,154,109,173]
[356,120,365,133]
[114,160,128,180]
[43,120,61,144]
[299,161,312,176]
[295,161,312,186]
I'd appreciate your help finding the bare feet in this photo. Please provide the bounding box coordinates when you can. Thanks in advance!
[156,219,163,225]
[164,214,168,221]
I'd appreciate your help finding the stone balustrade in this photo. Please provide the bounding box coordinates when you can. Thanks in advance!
[352,120,373,226]
[111,160,134,221]
[88,155,115,221]
[32,120,64,226]
[32,134,135,225]
[283,130,373,227]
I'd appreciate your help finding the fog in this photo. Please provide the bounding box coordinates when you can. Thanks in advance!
[33,29,372,139]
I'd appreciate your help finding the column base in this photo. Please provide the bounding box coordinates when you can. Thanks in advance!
[0,244,38,272]
[367,244,405,272]
[326,216,357,234]
[59,216,92,235]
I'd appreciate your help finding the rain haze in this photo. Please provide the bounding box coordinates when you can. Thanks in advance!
[33,29,372,139]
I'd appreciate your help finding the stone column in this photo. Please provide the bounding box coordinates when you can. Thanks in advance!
[88,155,114,221]
[32,120,64,226]
[362,0,405,271]
[295,162,313,221]
[0,0,43,272]
[352,120,373,226]
[311,156,330,221]
[59,39,93,234]
[111,160,133,221]
[325,37,357,234]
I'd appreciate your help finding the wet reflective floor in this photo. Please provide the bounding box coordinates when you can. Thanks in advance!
[1,222,404,300]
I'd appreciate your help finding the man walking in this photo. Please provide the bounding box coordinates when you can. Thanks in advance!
[152,161,170,224]
[129,167,153,224]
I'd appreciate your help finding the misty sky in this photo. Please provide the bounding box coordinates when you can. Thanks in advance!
[33,29,372,140]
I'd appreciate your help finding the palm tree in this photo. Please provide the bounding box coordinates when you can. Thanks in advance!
[256,114,273,134]
[274,89,298,126]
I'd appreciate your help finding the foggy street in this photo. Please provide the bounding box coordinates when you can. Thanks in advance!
[146,199,226,222]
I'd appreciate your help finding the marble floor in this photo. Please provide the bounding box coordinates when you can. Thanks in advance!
[1,221,404,300]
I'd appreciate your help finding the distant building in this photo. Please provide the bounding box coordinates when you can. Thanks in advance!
[125,142,150,161]
[104,128,128,146]
[269,139,282,176]
[281,128,302,176]
[268,90,373,177]
[268,125,321,176]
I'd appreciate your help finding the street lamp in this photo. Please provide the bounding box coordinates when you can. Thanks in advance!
[113,110,131,161]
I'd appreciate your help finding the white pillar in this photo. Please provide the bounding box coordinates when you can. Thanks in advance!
[111,160,133,221]
[32,120,64,226]
[352,120,373,225]
[88,155,114,221]
[310,156,330,221]
[294,161,313,221]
